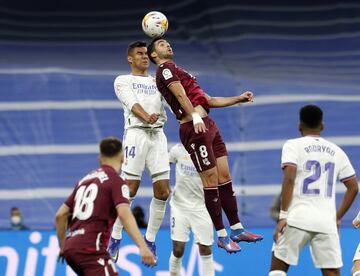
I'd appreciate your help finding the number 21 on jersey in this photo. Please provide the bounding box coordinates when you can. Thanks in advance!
[73,184,99,220]
[302,160,335,198]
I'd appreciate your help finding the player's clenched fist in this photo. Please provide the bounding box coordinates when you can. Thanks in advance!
[140,245,157,267]
[147,113,160,124]
[239,91,254,103]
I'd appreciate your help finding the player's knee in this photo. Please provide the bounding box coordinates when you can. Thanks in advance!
[200,169,218,188]
[198,244,212,256]
[172,244,185,258]
[269,270,287,276]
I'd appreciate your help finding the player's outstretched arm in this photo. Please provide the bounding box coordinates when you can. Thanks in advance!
[55,204,70,262]
[116,204,156,266]
[168,81,207,133]
[205,91,254,108]
[337,176,358,226]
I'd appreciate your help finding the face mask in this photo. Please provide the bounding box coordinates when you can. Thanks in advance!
[11,215,21,225]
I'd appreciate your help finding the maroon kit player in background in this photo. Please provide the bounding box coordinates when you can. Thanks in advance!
[147,38,263,253]
[55,136,155,275]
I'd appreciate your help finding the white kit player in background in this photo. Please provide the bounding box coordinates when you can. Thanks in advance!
[108,41,170,264]
[169,143,215,276]
[269,105,358,276]
[352,211,360,276]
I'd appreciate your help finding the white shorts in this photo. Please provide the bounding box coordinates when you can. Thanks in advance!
[272,225,342,269]
[353,243,360,261]
[122,128,169,179]
[170,204,213,246]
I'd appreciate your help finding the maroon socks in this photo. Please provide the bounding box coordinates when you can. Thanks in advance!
[203,187,224,231]
[218,181,240,226]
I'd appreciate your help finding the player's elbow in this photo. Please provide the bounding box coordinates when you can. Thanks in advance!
[55,205,69,222]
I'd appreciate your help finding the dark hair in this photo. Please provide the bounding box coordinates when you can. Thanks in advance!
[127,41,147,56]
[100,136,122,158]
[11,207,19,212]
[147,36,165,64]
[300,105,323,129]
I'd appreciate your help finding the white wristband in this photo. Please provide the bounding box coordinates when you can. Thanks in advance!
[191,112,203,125]
[279,210,288,220]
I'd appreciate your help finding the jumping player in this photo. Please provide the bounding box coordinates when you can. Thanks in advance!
[269,105,358,276]
[108,41,170,262]
[55,137,156,275]
[169,143,215,276]
[147,37,263,253]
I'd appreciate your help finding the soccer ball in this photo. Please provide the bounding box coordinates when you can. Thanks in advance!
[142,11,168,38]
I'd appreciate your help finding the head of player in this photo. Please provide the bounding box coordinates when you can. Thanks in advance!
[147,37,174,65]
[299,104,324,136]
[127,41,150,75]
[98,136,124,173]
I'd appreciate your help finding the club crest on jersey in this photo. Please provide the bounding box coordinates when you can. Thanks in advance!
[162,68,173,80]
[122,185,130,200]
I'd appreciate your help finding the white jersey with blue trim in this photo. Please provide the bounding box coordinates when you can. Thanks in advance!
[114,74,167,130]
[169,144,206,211]
[281,136,356,234]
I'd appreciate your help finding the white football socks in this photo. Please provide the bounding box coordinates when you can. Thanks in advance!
[145,197,167,242]
[111,197,134,240]
[200,254,215,276]
[230,222,244,230]
[269,270,287,276]
[169,252,182,276]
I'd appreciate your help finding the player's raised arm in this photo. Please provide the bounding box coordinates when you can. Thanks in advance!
[205,91,254,108]
[168,81,207,134]
[116,204,157,266]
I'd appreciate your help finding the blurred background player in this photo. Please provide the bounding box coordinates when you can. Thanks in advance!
[352,211,360,276]
[55,136,156,275]
[147,37,262,253]
[10,207,29,231]
[108,41,170,262]
[169,143,214,276]
[269,105,358,276]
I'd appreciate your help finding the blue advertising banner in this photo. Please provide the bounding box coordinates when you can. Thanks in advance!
[0,228,358,276]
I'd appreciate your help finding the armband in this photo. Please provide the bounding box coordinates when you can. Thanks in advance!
[191,112,203,125]
[279,210,288,220]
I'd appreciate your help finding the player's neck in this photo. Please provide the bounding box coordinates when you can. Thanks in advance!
[131,69,148,76]
[100,160,121,173]
[158,58,172,65]
[302,130,321,137]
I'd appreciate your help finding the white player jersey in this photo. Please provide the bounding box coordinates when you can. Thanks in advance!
[282,136,356,234]
[114,74,167,129]
[169,144,206,211]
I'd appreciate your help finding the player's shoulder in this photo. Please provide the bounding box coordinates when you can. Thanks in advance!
[283,137,301,147]
[114,74,132,83]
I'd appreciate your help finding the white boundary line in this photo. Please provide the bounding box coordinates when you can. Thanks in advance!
[0,184,348,200]
[1,94,360,111]
[1,136,359,156]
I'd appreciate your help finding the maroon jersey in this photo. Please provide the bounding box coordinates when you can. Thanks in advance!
[63,165,130,255]
[156,61,210,120]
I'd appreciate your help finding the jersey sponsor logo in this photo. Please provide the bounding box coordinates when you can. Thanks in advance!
[122,185,130,200]
[162,68,173,80]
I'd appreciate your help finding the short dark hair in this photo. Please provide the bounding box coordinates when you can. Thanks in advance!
[147,36,165,64]
[300,105,323,129]
[100,136,122,158]
[127,41,147,55]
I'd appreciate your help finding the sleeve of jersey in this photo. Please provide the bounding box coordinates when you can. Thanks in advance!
[159,63,180,87]
[114,76,138,110]
[338,152,356,182]
[281,140,298,169]
[169,145,178,164]
[111,177,131,207]
[64,188,76,210]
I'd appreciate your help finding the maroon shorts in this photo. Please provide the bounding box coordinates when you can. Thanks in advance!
[64,251,118,276]
[179,116,227,172]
